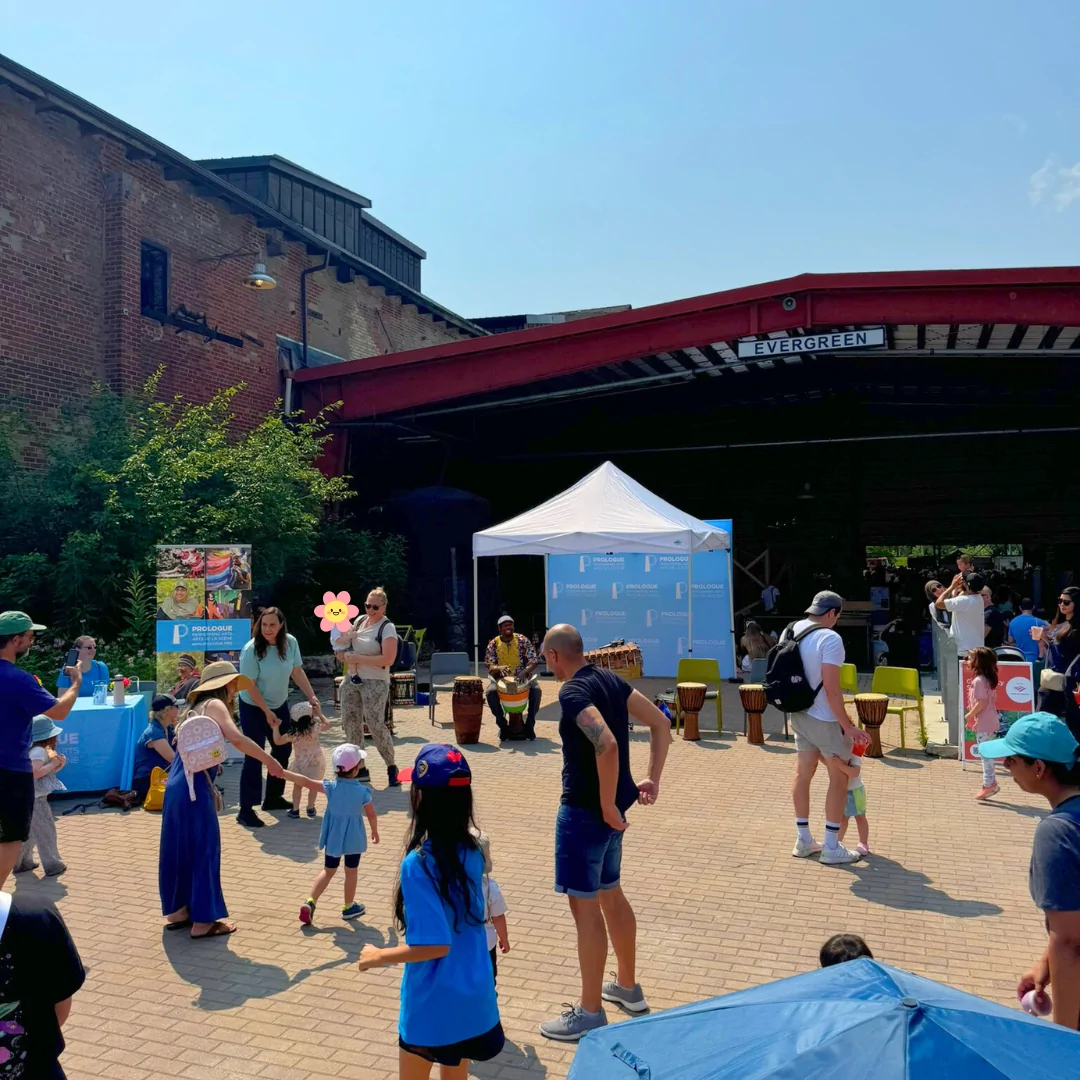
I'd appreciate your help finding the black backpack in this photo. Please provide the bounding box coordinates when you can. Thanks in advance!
[762,623,828,713]
[377,621,411,673]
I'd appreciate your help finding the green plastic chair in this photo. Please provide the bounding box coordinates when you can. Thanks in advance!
[675,658,723,734]
[870,665,925,748]
[840,663,859,706]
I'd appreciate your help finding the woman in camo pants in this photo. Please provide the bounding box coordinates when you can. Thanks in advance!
[335,588,399,787]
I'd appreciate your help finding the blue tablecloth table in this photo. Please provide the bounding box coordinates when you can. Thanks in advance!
[58,693,149,794]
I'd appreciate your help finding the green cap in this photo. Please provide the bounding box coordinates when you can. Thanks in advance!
[0,611,46,635]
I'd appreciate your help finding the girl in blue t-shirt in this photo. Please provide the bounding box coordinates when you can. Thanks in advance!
[356,744,503,1079]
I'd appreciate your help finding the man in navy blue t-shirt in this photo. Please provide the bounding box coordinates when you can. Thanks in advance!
[0,611,82,887]
[538,625,671,1043]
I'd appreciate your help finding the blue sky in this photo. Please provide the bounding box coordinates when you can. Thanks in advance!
[3,0,1078,318]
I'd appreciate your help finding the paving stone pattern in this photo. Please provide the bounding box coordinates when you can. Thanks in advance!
[6,679,1050,1079]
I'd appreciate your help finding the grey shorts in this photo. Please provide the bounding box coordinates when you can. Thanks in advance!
[791,713,853,758]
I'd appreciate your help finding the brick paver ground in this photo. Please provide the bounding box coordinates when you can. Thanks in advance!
[8,678,1051,1079]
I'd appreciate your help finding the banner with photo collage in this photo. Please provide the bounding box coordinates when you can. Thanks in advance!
[546,519,734,679]
[155,545,253,699]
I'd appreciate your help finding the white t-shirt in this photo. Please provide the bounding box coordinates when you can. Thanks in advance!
[333,617,397,682]
[846,755,864,792]
[790,618,845,723]
[483,877,508,951]
[943,594,984,653]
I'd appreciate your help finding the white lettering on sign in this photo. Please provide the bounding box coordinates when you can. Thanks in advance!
[736,327,886,359]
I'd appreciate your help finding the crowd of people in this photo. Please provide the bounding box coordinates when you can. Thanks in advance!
[3,567,1080,1075]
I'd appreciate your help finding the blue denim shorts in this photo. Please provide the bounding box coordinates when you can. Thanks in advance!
[554,804,624,899]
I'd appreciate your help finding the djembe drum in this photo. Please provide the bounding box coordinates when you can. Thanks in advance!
[677,682,707,741]
[391,672,416,706]
[739,683,767,745]
[854,693,888,758]
[452,676,485,745]
[497,677,531,740]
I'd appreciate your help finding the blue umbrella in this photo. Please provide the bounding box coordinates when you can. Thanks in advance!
[568,959,1080,1079]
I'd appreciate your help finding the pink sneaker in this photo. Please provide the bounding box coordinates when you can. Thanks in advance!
[975,783,999,801]
[856,843,870,856]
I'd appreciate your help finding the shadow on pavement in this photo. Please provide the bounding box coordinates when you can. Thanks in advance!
[846,853,1003,917]
[11,870,68,902]
[472,1037,549,1079]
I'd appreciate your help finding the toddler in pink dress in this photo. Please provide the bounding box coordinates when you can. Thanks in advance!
[270,702,329,818]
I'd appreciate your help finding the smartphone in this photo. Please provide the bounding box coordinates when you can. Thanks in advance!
[64,647,79,668]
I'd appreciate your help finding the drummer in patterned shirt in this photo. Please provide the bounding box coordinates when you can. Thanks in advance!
[485,615,542,742]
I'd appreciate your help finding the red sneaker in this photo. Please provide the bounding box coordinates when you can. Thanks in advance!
[299,899,316,924]
[975,783,999,801]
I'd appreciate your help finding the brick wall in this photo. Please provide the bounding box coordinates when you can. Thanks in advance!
[0,85,466,442]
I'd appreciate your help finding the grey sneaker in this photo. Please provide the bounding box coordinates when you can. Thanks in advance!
[819,842,861,866]
[602,980,648,1014]
[539,1004,608,1042]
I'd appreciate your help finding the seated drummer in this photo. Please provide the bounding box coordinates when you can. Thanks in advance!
[485,615,541,741]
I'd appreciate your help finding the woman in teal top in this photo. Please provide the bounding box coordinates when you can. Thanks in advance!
[235,607,324,828]
[56,636,109,698]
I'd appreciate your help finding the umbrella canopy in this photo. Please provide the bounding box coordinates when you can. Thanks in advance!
[472,461,729,558]
[568,959,1080,1079]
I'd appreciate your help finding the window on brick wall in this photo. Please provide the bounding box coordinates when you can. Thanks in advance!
[140,242,169,316]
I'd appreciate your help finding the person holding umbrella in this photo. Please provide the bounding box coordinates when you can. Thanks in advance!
[976,713,1080,1028]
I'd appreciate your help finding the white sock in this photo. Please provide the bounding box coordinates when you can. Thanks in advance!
[796,819,813,844]
[824,821,841,850]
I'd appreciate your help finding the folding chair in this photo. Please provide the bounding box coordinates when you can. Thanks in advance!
[427,651,474,725]
[870,666,925,748]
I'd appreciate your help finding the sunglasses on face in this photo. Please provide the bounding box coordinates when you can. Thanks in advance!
[365,603,382,610]
[81,645,96,651]
[1060,599,1074,606]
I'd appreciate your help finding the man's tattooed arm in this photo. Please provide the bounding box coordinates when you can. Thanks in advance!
[575,707,616,755]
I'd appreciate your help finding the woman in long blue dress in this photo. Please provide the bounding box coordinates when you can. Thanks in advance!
[159,661,286,939]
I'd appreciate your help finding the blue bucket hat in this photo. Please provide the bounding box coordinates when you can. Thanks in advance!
[974,713,1080,763]
[31,716,63,743]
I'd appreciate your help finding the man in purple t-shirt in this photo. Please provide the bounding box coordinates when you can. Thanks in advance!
[0,612,82,887]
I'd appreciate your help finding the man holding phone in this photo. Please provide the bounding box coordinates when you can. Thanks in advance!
[0,612,82,887]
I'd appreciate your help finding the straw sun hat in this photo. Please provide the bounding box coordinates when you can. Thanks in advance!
[187,660,253,702]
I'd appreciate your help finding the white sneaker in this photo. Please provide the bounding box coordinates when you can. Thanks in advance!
[820,842,862,865]
[792,837,823,858]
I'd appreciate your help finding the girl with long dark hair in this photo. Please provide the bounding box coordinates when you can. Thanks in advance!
[356,745,502,1079]
[965,647,1001,800]
[236,607,324,828]
[1036,587,1080,724]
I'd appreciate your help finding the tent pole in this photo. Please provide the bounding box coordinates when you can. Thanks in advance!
[473,557,480,676]
[687,540,693,658]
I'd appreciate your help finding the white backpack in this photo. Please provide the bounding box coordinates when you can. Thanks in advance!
[175,712,228,801]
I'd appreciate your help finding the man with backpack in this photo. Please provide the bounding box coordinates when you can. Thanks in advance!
[764,591,869,865]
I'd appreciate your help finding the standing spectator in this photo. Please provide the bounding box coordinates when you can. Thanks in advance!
[1035,587,1080,721]
[0,892,86,1078]
[1008,599,1047,668]
[236,608,324,828]
[982,586,1007,648]
[935,571,987,655]
[335,588,400,788]
[977,715,1080,1029]
[0,611,81,887]
[786,593,870,866]
[761,583,780,615]
[159,661,289,937]
[55,635,109,697]
[537,625,670,1042]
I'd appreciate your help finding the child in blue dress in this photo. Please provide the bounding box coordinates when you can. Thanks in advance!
[296,743,379,923]
[356,744,502,1080]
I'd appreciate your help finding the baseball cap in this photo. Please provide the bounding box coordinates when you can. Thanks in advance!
[805,591,844,616]
[398,743,472,787]
[963,571,987,592]
[0,611,46,635]
[151,693,179,712]
[975,714,1079,763]
[497,615,514,626]
[331,743,367,772]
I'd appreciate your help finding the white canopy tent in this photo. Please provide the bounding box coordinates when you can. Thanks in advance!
[471,461,730,670]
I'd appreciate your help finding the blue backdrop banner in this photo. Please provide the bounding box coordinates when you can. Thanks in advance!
[155,619,249,653]
[546,519,733,678]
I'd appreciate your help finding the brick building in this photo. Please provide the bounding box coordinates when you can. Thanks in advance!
[0,53,482,444]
